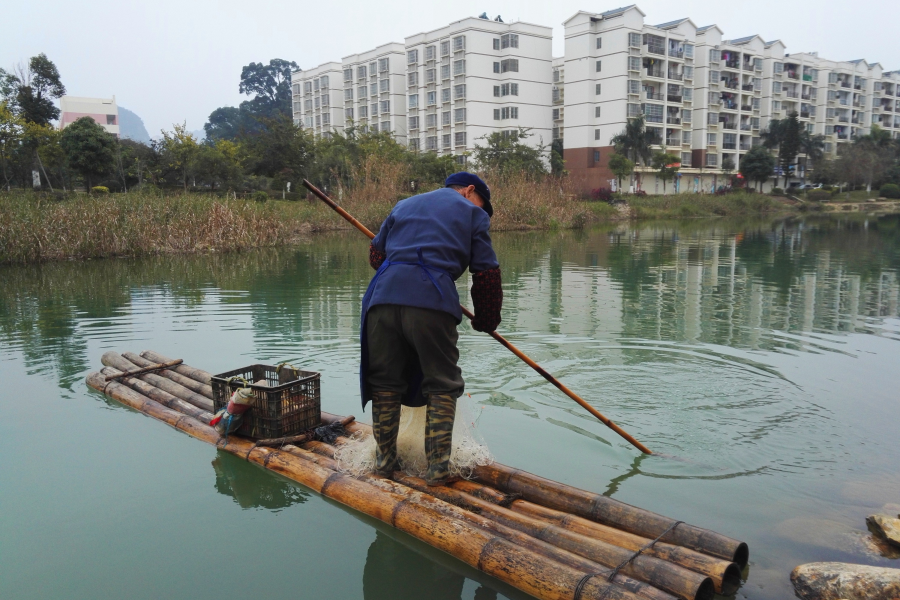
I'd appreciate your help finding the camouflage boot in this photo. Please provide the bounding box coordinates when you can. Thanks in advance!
[424,393,457,485]
[371,391,401,476]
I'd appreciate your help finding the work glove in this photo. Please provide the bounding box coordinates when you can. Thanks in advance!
[470,267,503,332]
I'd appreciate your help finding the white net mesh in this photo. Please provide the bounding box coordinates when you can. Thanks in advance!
[334,396,493,478]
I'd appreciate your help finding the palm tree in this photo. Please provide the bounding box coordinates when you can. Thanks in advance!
[610,115,659,190]
[798,130,825,182]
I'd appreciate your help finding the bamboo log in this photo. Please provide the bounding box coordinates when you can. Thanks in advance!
[85,371,648,600]
[140,350,214,388]
[392,476,713,600]
[99,367,213,423]
[101,352,214,412]
[253,416,356,448]
[103,358,183,382]
[122,352,213,398]
[473,463,749,567]
[289,443,676,600]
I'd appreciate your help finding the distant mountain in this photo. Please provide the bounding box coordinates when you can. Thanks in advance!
[118,107,151,144]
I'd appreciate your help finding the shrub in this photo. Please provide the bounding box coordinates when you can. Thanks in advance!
[632,190,647,197]
[808,190,830,202]
[252,190,269,202]
[91,186,110,194]
[771,187,784,196]
[879,183,900,199]
[821,185,833,192]
[590,187,613,203]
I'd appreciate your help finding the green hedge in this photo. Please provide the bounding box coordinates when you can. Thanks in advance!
[879,183,900,199]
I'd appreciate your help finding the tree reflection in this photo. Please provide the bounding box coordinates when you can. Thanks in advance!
[212,451,309,509]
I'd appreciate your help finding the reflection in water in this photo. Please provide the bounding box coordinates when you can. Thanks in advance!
[363,532,497,600]
[212,451,309,510]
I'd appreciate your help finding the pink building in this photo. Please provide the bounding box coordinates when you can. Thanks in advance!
[59,96,120,137]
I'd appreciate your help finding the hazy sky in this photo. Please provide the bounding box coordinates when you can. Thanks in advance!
[3,0,897,137]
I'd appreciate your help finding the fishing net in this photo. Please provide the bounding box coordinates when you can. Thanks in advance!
[334,396,493,479]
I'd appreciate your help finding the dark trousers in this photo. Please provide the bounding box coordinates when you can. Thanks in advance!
[366,304,464,399]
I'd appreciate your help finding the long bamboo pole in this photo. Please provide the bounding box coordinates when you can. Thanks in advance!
[301,179,652,455]
[103,358,183,382]
[123,352,213,398]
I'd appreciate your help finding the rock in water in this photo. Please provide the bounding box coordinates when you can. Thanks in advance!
[791,562,900,600]
[867,514,900,548]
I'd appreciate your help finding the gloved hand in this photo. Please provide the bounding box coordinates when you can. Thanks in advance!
[470,267,503,332]
[369,244,386,270]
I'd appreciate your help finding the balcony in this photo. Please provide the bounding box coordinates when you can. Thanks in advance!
[741,104,752,111]
[800,111,811,118]
[785,91,799,99]
[801,94,811,100]
[667,95,683,103]
[645,92,665,101]
[644,69,665,79]
[724,60,740,70]
[837,133,848,139]
[667,117,682,124]
[838,116,849,123]
[740,124,751,131]
[722,122,737,130]
[723,142,736,150]
[742,84,754,92]
[665,138,680,146]
[851,117,861,124]
[840,81,851,88]
[668,48,684,59]
[646,115,664,123]
[647,44,665,56]
[740,143,752,151]
[668,72,683,81]
[787,72,799,80]
[723,80,739,90]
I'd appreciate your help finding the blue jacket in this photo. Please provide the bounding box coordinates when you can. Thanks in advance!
[360,188,499,407]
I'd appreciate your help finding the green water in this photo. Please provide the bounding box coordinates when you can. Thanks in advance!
[2,215,899,600]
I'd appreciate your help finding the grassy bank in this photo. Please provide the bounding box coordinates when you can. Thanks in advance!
[0,188,789,264]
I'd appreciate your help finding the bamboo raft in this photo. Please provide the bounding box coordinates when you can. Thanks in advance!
[87,351,749,600]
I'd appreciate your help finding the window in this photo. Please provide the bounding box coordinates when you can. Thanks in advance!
[441,111,450,125]
[708,91,719,104]
[706,154,717,167]
[751,117,760,129]
[344,68,353,82]
[707,112,718,125]
[304,116,312,128]
[628,80,640,94]
[754,58,763,71]
[709,70,720,84]
[314,97,320,108]
[628,32,641,47]
[345,108,353,119]
[454,132,466,146]
[773,100,781,110]
[493,38,500,51]
[409,94,419,108]
[500,83,518,96]
[321,76,329,87]
[321,94,330,106]
[409,116,419,129]
[627,103,641,117]
[426,68,436,83]
[379,79,389,92]
[378,58,389,72]
[427,91,436,105]
[593,150,600,162]
[681,152,691,166]
[408,72,418,86]
[408,50,418,64]
[594,129,600,140]
[370,104,378,118]
[684,44,694,59]
[315,115,321,127]
[499,106,518,119]
[683,88,693,101]
[628,56,641,71]
[723,133,736,149]
[552,87,560,102]
[409,137,420,151]
[369,62,377,75]
[682,109,691,123]
[552,108,560,120]
[774,62,784,74]
[381,121,390,132]
[501,34,519,49]
[454,108,466,122]
[642,103,663,122]
[292,83,300,95]
[293,101,300,114]
[597,83,604,95]
[357,66,367,79]
[453,60,466,75]
[304,99,312,111]
[454,84,466,99]
[322,113,330,125]
[304,81,312,94]
[426,136,437,150]
[380,100,390,114]
[501,59,519,73]
[314,79,320,91]
[773,81,782,94]
[441,88,451,102]
[493,62,500,74]
[344,89,353,101]
[824,142,833,153]
[440,40,450,56]
[553,69,560,83]
[595,106,602,118]
[426,114,437,127]
[359,106,368,118]
[707,132,717,145]
[752,97,760,109]
[453,36,465,51]
[596,37,602,49]
[753,78,761,91]
[358,85,367,99]
[682,131,691,144]
[684,66,693,80]
[710,49,721,63]
[370,83,377,96]
[442,134,451,148]
[595,60,602,73]
[441,65,451,79]
[493,86,500,97]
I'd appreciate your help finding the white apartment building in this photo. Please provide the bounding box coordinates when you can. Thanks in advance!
[403,17,553,162]
[59,96,120,137]
[552,57,565,144]
[341,43,408,143]
[293,62,344,137]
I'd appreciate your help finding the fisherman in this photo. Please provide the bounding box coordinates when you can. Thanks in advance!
[360,172,503,485]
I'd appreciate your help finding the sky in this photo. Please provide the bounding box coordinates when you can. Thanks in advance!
[3,0,897,137]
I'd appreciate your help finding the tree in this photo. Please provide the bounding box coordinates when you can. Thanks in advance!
[470,127,547,177]
[610,115,659,189]
[160,123,201,191]
[0,54,66,126]
[0,102,24,190]
[739,146,776,192]
[550,139,565,176]
[852,125,895,192]
[60,117,115,189]
[651,152,679,194]
[798,129,825,181]
[196,140,243,191]
[721,157,735,179]
[241,114,314,187]
[778,112,802,187]
[607,152,634,192]
[204,106,246,142]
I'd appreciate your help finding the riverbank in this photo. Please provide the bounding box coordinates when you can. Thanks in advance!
[1,188,792,264]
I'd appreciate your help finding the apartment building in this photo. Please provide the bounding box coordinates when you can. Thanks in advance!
[292,62,344,137]
[341,43,408,143]
[552,57,565,144]
[403,17,553,162]
[59,96,120,137]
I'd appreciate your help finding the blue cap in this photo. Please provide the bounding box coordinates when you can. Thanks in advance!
[444,172,493,217]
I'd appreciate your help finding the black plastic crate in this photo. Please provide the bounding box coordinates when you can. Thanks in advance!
[211,364,321,439]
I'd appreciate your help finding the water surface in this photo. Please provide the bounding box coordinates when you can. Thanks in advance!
[2,214,899,600]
